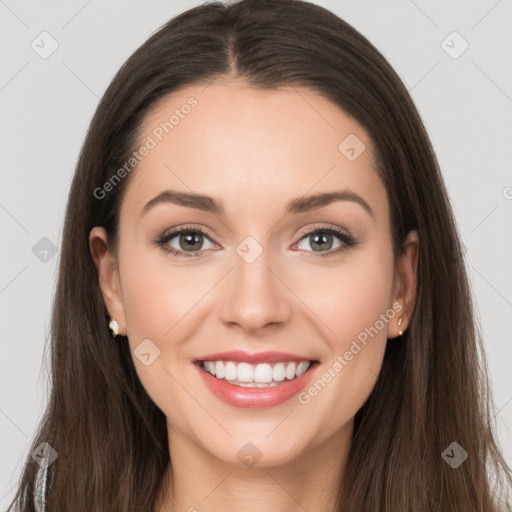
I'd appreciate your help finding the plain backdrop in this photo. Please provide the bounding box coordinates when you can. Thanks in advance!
[1,0,511,507]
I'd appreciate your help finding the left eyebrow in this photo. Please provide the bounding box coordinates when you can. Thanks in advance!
[140,189,375,221]
[285,190,375,220]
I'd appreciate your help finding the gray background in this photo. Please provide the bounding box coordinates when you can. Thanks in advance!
[1,0,511,506]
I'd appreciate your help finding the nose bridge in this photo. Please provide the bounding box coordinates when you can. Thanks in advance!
[219,234,291,332]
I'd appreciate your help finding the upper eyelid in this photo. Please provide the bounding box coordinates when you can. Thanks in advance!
[298,224,351,237]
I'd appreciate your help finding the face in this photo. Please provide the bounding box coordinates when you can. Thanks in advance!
[90,79,418,469]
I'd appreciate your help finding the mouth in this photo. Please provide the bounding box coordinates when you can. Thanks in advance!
[193,351,320,408]
[194,359,318,387]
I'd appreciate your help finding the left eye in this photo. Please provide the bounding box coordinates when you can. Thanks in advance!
[295,230,344,253]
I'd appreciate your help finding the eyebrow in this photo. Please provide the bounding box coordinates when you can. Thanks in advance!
[141,189,375,220]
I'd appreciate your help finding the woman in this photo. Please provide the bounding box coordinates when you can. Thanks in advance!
[7,0,511,510]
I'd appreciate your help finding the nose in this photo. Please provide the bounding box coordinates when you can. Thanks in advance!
[218,244,292,335]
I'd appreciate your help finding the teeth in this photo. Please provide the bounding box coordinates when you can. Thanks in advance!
[296,361,310,377]
[201,360,312,385]
[238,362,254,382]
[254,363,273,383]
[285,362,296,380]
[224,361,237,381]
[215,361,225,379]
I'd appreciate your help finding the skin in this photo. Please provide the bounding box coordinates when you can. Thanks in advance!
[90,79,419,512]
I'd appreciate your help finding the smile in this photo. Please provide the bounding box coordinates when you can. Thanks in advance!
[193,350,319,408]
[199,360,311,387]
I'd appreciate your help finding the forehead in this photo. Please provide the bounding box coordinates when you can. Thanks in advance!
[122,79,388,224]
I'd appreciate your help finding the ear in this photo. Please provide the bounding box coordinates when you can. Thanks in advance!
[390,229,419,338]
[89,226,127,336]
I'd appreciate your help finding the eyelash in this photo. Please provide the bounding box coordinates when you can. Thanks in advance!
[153,223,358,259]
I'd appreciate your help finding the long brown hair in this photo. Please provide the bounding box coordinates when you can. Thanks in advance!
[8,0,511,510]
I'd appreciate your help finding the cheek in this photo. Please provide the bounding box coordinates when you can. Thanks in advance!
[119,238,208,340]
[299,248,395,426]
[295,242,395,347]
[116,244,206,419]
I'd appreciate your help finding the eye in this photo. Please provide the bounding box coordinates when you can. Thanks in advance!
[154,225,217,258]
[292,224,357,258]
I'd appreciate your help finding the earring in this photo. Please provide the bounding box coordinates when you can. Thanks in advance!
[397,316,404,336]
[108,317,119,337]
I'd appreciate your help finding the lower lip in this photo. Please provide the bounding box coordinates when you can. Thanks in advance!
[194,361,319,408]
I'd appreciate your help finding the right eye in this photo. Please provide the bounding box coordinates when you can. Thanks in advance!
[154,226,218,258]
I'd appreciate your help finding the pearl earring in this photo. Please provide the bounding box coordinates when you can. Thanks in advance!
[108,317,119,337]
[397,316,404,336]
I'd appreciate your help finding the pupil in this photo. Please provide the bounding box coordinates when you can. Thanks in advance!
[181,232,202,251]
[311,232,333,251]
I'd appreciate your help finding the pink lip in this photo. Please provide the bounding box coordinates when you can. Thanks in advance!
[195,350,314,364]
[194,360,320,409]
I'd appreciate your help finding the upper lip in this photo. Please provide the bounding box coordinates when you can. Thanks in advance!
[195,350,315,364]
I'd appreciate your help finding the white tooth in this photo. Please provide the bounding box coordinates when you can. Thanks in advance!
[203,361,208,371]
[207,361,216,376]
[237,362,254,382]
[272,362,286,381]
[253,363,273,383]
[285,362,297,380]
[295,361,310,377]
[215,361,225,379]
[225,361,237,380]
